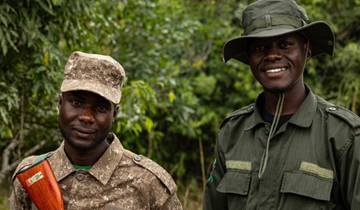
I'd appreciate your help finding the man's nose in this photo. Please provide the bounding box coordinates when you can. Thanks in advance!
[264,45,282,61]
[78,106,95,124]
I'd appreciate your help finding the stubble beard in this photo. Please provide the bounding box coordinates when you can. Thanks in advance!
[59,125,112,152]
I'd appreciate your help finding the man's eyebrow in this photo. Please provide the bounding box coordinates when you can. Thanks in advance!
[68,92,85,100]
[98,99,111,107]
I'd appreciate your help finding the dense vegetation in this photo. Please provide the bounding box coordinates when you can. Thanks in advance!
[0,0,359,209]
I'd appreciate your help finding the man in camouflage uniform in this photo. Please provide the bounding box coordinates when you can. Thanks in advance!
[204,0,360,209]
[10,51,183,210]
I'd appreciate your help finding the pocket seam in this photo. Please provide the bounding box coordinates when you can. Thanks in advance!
[216,171,251,195]
[281,171,333,201]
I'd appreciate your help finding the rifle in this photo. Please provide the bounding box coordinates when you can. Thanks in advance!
[15,157,64,210]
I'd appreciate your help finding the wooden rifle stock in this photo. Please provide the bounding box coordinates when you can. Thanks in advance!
[16,159,64,210]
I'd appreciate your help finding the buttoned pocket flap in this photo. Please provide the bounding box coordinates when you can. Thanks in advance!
[216,171,251,195]
[281,171,333,201]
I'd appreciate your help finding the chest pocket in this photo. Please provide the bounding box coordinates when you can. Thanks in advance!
[279,171,335,210]
[281,171,333,201]
[216,170,251,209]
[216,170,251,195]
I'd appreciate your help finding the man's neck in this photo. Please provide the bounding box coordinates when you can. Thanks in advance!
[64,137,111,166]
[263,84,307,115]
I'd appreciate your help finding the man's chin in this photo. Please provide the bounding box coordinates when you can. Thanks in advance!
[60,128,110,152]
[65,138,96,151]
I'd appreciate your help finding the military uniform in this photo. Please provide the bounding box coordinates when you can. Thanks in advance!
[204,88,360,209]
[10,134,182,210]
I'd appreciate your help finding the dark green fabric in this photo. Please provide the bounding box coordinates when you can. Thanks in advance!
[203,86,360,210]
[73,164,92,171]
[281,171,333,201]
[242,0,308,35]
[217,170,251,195]
[244,14,304,35]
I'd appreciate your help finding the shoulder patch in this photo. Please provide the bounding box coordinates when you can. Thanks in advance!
[220,103,255,128]
[131,154,177,194]
[325,106,360,128]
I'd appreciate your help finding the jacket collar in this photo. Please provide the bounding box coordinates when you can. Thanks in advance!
[245,85,317,130]
[48,134,124,185]
[287,86,317,128]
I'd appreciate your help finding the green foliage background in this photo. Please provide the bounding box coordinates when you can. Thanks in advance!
[0,0,359,209]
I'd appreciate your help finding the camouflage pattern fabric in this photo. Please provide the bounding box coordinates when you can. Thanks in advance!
[10,135,183,210]
[60,51,126,104]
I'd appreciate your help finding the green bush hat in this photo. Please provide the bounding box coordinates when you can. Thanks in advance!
[223,0,335,64]
[60,51,126,104]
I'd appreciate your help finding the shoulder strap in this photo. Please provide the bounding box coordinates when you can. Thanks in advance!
[220,103,255,128]
[325,106,360,128]
[131,154,177,194]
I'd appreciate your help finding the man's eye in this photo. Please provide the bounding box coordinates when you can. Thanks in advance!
[97,105,109,113]
[71,99,82,107]
[279,40,290,49]
[252,45,265,53]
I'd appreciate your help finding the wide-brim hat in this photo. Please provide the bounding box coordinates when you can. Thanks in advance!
[61,51,126,104]
[223,0,335,64]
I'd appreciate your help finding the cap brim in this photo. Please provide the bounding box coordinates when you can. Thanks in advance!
[223,21,335,64]
[60,80,121,104]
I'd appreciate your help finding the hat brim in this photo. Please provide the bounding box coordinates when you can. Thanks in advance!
[60,80,121,104]
[223,21,335,64]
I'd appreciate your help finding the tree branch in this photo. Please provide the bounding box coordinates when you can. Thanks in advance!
[0,139,46,185]
[1,134,19,174]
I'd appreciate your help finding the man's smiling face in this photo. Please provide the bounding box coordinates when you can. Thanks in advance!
[59,90,117,152]
[247,33,309,93]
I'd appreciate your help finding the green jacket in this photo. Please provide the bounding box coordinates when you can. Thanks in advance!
[204,88,360,210]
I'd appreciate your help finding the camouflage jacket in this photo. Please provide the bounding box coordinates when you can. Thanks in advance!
[10,135,183,210]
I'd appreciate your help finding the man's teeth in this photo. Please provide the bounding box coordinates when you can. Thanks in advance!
[266,68,286,73]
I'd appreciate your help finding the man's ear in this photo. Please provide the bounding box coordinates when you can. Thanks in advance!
[307,48,312,58]
[305,41,312,58]
[58,94,63,112]
[113,104,119,119]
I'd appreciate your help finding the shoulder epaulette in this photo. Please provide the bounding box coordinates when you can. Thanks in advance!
[325,105,360,128]
[220,103,255,128]
[131,154,176,194]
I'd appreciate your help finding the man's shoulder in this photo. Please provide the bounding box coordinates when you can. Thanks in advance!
[122,149,177,194]
[12,152,53,180]
[220,103,255,128]
[317,96,360,129]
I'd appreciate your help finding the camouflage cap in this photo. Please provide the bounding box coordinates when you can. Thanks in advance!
[60,51,126,104]
[223,0,335,64]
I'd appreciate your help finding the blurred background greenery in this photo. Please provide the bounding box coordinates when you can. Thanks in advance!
[0,0,359,209]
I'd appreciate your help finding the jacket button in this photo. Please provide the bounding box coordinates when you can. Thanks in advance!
[133,155,142,162]
[76,173,86,181]
[327,107,337,111]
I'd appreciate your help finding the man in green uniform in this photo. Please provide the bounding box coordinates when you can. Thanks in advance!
[204,0,360,209]
[10,51,183,210]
